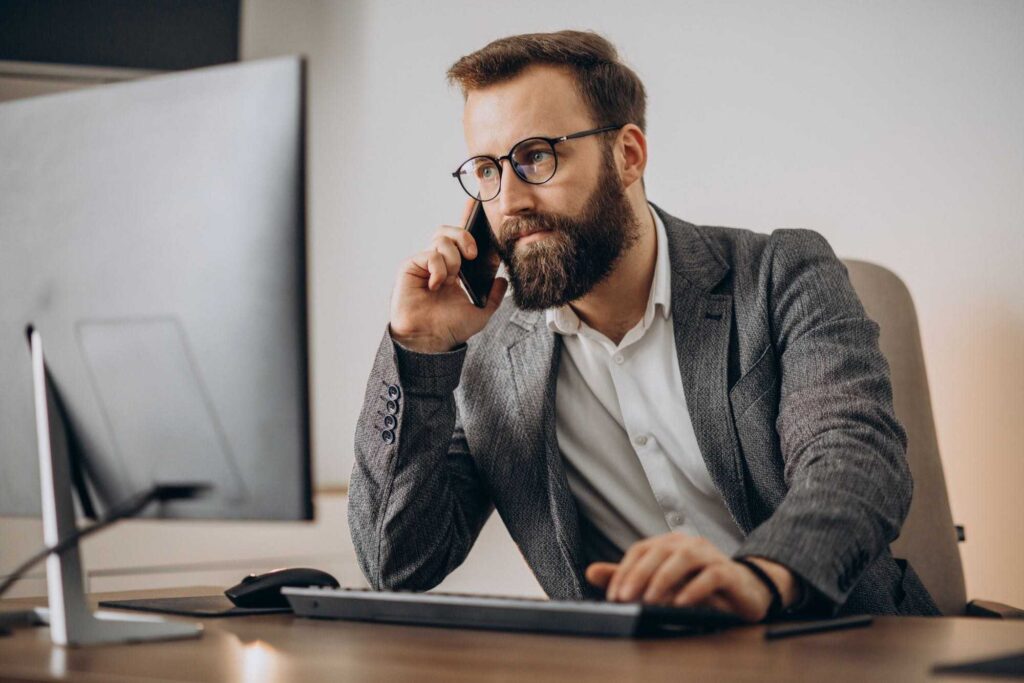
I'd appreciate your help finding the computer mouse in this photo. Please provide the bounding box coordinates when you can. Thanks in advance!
[225,567,340,608]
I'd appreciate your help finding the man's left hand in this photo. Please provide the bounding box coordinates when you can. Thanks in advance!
[585,532,799,623]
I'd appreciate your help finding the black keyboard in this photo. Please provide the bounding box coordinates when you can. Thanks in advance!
[282,586,744,637]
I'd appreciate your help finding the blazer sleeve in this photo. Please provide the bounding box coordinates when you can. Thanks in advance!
[734,229,911,609]
[348,328,494,591]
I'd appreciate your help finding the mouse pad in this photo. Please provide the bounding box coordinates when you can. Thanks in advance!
[99,595,291,617]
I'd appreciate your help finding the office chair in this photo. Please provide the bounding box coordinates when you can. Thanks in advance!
[844,260,1021,618]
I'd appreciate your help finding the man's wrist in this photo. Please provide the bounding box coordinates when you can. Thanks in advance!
[745,556,801,609]
[389,326,457,354]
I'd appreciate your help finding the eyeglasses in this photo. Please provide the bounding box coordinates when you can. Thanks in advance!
[451,124,624,201]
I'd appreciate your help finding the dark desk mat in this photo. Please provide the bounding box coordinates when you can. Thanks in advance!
[99,595,291,618]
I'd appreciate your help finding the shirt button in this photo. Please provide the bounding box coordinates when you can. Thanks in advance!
[613,354,624,365]
[381,430,395,444]
[634,435,648,447]
[667,512,683,526]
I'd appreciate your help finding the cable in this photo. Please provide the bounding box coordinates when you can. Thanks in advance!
[0,483,210,598]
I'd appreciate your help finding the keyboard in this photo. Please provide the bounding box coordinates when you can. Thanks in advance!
[282,586,744,637]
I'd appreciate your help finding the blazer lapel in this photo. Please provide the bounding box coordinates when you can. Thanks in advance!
[657,207,753,533]
[501,310,586,599]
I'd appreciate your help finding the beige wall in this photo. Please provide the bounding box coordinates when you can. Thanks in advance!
[1,0,1019,608]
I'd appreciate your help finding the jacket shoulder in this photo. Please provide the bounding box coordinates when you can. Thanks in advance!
[657,207,837,302]
[683,221,837,282]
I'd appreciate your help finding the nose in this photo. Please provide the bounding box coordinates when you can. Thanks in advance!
[496,159,535,218]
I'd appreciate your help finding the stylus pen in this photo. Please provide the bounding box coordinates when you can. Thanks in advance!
[764,614,873,640]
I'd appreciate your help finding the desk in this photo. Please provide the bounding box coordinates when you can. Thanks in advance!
[2,587,1022,682]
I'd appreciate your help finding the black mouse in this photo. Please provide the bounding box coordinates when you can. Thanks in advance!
[225,567,340,608]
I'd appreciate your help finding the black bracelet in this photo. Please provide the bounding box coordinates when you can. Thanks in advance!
[735,557,783,621]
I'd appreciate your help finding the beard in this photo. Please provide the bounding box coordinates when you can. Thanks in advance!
[494,151,640,311]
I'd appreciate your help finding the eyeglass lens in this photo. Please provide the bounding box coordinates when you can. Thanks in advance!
[456,138,558,201]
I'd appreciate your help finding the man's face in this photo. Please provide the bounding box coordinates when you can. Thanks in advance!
[462,66,639,310]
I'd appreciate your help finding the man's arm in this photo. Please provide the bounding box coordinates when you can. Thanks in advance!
[586,228,909,619]
[348,328,494,591]
[733,228,911,608]
[351,198,508,591]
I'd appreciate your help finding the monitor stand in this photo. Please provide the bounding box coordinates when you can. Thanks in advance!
[25,329,202,646]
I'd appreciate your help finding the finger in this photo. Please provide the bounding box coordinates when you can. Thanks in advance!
[434,226,478,260]
[432,238,463,276]
[703,594,734,614]
[403,253,431,282]
[460,196,477,226]
[585,562,617,590]
[425,250,448,290]
[607,543,650,601]
[484,277,509,312]
[673,563,730,608]
[611,545,672,603]
[673,563,767,622]
[642,548,708,603]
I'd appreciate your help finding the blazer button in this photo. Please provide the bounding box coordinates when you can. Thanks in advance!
[386,400,399,415]
[383,414,397,429]
[381,429,395,444]
[387,384,401,400]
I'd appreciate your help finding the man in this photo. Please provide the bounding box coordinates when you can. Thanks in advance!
[349,30,939,620]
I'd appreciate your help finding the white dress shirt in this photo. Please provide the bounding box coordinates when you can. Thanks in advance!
[547,207,745,562]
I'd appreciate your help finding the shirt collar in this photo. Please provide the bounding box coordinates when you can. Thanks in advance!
[546,203,671,336]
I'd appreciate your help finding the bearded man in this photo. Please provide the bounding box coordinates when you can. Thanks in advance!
[349,30,939,621]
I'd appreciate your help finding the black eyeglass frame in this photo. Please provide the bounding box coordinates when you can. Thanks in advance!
[451,124,625,201]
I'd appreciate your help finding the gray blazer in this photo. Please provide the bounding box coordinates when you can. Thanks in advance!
[350,207,939,616]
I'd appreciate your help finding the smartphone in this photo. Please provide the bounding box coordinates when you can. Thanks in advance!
[458,200,501,307]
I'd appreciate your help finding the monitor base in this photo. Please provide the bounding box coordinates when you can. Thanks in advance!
[33,607,201,646]
[29,330,203,646]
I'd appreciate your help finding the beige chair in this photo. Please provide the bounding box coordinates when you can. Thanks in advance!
[844,260,1020,617]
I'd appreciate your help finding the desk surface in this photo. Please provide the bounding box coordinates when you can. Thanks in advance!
[2,587,1023,682]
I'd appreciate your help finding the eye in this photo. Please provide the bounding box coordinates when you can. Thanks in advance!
[476,164,497,180]
[528,150,553,164]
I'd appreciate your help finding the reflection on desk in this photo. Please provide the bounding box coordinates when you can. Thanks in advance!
[2,586,1024,682]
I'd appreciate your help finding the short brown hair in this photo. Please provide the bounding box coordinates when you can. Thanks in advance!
[447,30,647,132]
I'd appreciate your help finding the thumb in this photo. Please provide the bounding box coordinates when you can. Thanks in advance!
[484,277,509,312]
[585,562,618,589]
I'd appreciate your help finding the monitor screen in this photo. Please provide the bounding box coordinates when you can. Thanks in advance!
[0,56,311,521]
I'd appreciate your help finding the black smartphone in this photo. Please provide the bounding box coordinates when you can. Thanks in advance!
[458,200,501,307]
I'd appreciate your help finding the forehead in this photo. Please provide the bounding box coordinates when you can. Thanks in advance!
[462,65,596,155]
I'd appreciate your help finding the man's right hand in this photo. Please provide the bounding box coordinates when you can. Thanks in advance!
[389,200,508,354]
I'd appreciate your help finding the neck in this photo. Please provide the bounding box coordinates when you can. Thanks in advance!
[568,191,657,346]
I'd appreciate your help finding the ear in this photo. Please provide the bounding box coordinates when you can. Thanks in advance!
[615,124,647,189]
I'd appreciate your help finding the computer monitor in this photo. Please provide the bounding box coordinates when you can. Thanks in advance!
[0,54,311,645]
[0,56,311,523]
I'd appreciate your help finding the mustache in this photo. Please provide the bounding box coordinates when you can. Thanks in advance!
[500,213,574,243]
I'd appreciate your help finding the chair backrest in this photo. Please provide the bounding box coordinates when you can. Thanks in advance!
[843,259,967,615]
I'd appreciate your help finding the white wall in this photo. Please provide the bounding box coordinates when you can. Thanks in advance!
[241,0,1023,607]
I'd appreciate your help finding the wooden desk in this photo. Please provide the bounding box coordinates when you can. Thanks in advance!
[2,587,1022,682]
